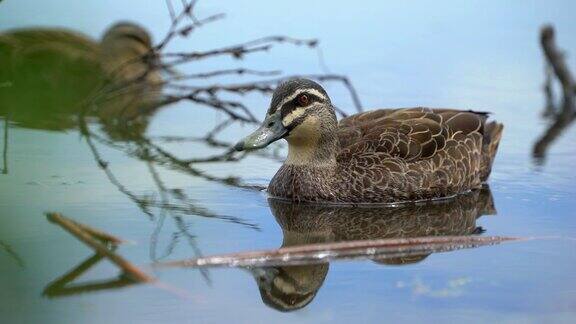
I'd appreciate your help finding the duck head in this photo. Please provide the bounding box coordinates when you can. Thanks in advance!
[234,78,339,164]
[101,22,153,50]
[100,22,159,82]
[249,264,329,312]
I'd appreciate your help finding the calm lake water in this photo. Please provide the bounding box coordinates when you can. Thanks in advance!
[1,1,576,323]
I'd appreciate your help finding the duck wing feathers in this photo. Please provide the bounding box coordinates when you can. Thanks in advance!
[329,107,503,202]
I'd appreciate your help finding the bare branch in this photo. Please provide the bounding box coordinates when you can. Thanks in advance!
[164,68,281,83]
[160,94,260,124]
[165,0,177,22]
[156,0,225,51]
[160,35,317,65]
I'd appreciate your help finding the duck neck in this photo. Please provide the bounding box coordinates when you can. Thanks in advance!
[284,115,338,168]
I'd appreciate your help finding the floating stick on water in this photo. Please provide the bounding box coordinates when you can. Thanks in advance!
[154,235,523,269]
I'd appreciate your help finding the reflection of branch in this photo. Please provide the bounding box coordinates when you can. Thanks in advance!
[79,113,261,275]
[43,253,136,298]
[80,120,263,225]
[173,216,212,284]
[145,160,211,283]
[156,236,522,269]
[0,239,24,268]
[46,213,154,282]
[80,122,156,220]
[533,25,576,160]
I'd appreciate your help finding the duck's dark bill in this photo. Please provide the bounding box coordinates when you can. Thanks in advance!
[234,112,288,151]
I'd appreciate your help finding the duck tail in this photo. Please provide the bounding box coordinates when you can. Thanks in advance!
[480,121,504,181]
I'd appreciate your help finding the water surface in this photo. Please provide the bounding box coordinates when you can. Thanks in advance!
[1,1,576,323]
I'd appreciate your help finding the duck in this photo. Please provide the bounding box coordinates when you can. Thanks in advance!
[235,78,503,204]
[250,187,496,311]
[0,22,162,137]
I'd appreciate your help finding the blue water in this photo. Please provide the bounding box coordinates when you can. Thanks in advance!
[1,0,576,323]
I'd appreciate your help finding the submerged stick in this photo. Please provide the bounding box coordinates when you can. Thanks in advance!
[68,219,125,245]
[46,213,153,282]
[155,235,522,269]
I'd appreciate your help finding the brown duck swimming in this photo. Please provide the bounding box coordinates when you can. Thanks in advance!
[235,78,503,204]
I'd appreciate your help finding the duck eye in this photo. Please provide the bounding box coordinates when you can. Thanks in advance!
[297,94,309,106]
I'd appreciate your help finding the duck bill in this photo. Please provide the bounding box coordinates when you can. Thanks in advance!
[234,112,288,151]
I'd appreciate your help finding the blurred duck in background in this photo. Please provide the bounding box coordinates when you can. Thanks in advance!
[0,22,162,139]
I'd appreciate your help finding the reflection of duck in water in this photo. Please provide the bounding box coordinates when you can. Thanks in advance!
[0,22,162,139]
[251,186,496,312]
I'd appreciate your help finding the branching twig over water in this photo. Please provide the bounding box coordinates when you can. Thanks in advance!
[147,0,362,127]
[89,0,363,181]
[534,25,576,161]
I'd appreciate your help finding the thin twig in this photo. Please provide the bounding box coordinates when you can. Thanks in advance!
[164,74,362,117]
[69,219,125,245]
[164,68,281,83]
[165,0,177,22]
[156,0,224,51]
[161,35,317,65]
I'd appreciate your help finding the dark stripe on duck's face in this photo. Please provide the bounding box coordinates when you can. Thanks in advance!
[268,89,328,115]
[268,78,329,112]
[280,93,324,117]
